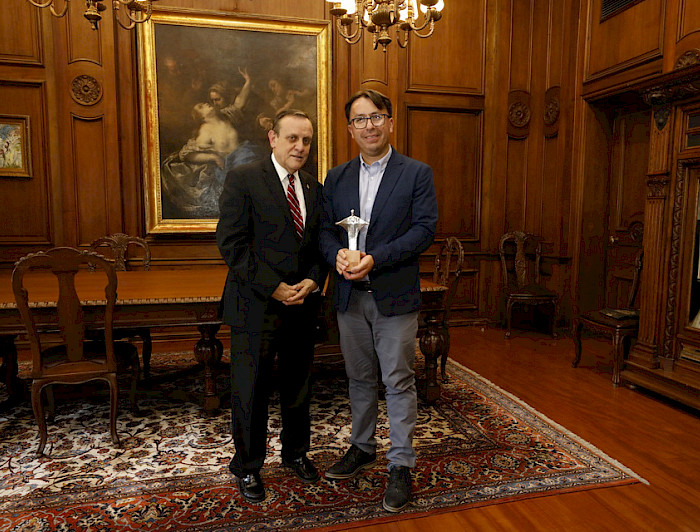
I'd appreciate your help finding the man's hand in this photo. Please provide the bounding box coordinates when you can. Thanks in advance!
[272,279,318,306]
[343,252,374,280]
[272,282,299,302]
[335,248,350,275]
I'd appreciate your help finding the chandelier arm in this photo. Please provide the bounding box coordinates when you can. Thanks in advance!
[113,0,153,29]
[49,1,69,17]
[336,18,363,44]
[410,20,435,39]
[26,0,70,17]
[396,28,409,48]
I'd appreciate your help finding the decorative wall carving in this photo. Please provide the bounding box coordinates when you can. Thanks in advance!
[653,106,671,131]
[544,86,561,138]
[646,174,670,199]
[70,75,102,106]
[507,90,531,139]
[663,159,700,358]
[675,49,700,70]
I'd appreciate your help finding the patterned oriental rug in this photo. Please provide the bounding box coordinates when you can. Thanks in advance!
[0,351,645,531]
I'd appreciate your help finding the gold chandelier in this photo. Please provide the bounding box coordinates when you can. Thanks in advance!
[326,0,444,51]
[25,0,157,31]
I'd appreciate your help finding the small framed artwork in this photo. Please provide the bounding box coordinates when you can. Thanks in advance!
[137,8,331,234]
[0,115,31,178]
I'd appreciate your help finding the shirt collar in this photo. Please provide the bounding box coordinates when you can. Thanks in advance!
[360,145,392,172]
[271,153,297,183]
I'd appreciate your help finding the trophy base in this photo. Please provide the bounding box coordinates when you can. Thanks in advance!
[346,249,361,269]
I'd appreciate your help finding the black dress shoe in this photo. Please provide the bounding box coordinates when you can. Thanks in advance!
[282,455,320,483]
[325,444,377,480]
[237,473,265,502]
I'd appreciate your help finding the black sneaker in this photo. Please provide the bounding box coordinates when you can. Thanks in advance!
[325,444,377,480]
[382,465,411,512]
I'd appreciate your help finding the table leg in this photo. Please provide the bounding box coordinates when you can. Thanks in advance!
[194,324,223,412]
[0,334,24,412]
[418,315,449,403]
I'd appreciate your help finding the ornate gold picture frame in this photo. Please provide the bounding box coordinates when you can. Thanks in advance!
[137,9,330,234]
[0,115,32,178]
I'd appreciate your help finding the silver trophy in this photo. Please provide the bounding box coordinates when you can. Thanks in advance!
[336,209,369,268]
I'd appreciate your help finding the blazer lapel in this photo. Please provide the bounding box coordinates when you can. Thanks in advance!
[339,157,362,218]
[261,158,298,240]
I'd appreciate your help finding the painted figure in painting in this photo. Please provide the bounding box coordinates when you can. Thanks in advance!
[160,98,263,219]
[0,124,22,169]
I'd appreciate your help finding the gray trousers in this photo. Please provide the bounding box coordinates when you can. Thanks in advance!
[337,289,418,468]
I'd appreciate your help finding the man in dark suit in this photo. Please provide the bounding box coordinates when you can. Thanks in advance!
[319,89,438,513]
[217,109,327,503]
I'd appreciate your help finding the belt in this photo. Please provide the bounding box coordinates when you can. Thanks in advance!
[351,281,373,292]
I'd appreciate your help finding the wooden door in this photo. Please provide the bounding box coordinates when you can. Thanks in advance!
[604,107,649,309]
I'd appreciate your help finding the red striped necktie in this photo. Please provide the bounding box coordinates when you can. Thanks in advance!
[286,174,304,240]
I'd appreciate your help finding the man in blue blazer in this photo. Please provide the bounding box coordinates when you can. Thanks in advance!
[217,110,327,503]
[320,89,438,512]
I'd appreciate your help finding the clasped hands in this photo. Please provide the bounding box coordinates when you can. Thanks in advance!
[336,249,374,279]
[272,278,318,305]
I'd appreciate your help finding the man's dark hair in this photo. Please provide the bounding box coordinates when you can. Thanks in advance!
[272,109,311,134]
[344,89,393,121]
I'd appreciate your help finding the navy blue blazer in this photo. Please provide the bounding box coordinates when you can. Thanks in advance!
[217,156,327,329]
[320,149,438,317]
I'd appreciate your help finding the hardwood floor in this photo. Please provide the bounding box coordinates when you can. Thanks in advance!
[327,326,700,532]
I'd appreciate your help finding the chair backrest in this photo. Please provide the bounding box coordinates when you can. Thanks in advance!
[498,231,546,290]
[625,249,644,309]
[12,247,118,376]
[89,233,151,271]
[433,237,464,324]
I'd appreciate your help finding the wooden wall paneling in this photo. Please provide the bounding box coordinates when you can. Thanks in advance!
[524,0,550,237]
[406,106,483,241]
[0,0,43,66]
[54,3,126,247]
[576,103,613,314]
[609,109,650,229]
[0,81,52,247]
[406,0,486,95]
[661,0,700,70]
[504,0,534,234]
[115,28,143,238]
[584,0,664,85]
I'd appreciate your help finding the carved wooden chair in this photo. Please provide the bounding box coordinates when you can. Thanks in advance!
[12,247,139,455]
[432,237,464,382]
[572,250,643,385]
[89,233,153,379]
[499,231,559,339]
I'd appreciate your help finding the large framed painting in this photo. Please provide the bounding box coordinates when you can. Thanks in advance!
[137,9,331,234]
[0,115,32,178]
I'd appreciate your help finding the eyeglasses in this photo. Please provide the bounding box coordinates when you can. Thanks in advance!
[349,113,390,129]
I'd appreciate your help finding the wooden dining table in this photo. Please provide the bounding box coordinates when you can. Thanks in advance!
[0,266,450,411]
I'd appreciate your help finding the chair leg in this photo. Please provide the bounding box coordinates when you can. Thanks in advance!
[572,319,582,367]
[440,330,451,383]
[45,384,55,422]
[611,332,626,386]
[106,373,121,446]
[31,381,48,456]
[140,330,152,380]
[129,357,140,414]
[505,299,514,339]
[550,300,559,339]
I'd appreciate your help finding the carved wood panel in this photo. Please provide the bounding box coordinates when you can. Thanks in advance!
[406,0,485,95]
[0,81,52,246]
[406,107,483,241]
[585,0,664,83]
[0,0,43,66]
